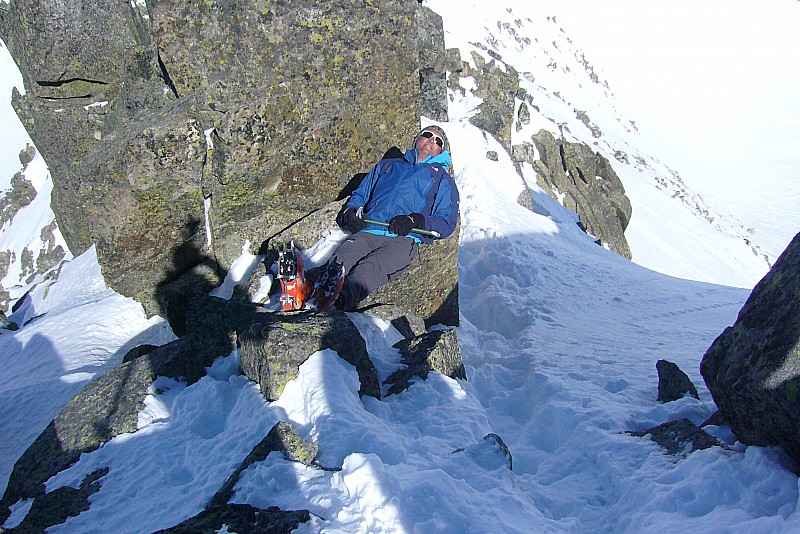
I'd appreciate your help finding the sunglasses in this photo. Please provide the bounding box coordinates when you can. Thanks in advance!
[420,130,444,148]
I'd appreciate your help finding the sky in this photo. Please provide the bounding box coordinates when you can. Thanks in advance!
[2,0,800,532]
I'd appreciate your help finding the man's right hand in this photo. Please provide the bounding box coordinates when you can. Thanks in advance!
[336,207,367,234]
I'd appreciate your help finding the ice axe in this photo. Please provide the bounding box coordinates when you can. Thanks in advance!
[359,212,441,238]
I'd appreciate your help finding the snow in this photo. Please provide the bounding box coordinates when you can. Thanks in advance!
[2,1,800,532]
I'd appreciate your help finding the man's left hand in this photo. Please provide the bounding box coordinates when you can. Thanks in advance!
[389,213,425,236]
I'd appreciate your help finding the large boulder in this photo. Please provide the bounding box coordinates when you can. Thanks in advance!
[524,130,632,258]
[0,0,436,316]
[0,337,195,522]
[239,308,381,401]
[447,44,632,260]
[385,328,465,395]
[701,232,800,464]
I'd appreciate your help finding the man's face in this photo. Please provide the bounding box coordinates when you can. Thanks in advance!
[415,130,444,160]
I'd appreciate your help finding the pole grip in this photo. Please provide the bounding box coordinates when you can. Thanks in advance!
[362,217,441,238]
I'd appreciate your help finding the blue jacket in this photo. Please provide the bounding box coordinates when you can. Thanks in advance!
[345,148,459,243]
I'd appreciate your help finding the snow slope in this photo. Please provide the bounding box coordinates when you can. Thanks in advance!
[2,1,800,532]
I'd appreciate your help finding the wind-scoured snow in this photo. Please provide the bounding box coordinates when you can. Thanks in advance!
[2,1,800,532]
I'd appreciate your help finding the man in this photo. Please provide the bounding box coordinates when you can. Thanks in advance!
[315,125,459,311]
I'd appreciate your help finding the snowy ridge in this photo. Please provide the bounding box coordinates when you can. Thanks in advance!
[435,0,773,287]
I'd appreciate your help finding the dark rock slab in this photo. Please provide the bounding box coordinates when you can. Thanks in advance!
[5,468,108,533]
[208,422,318,509]
[155,504,310,534]
[701,232,800,464]
[385,329,464,396]
[239,310,380,401]
[656,359,700,403]
[630,418,724,457]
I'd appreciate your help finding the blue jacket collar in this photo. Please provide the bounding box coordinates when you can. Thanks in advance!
[405,148,451,170]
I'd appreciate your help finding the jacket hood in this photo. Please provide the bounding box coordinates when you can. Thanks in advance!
[405,148,452,170]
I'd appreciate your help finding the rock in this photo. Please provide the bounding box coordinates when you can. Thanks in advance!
[656,359,699,403]
[4,468,108,533]
[121,343,158,364]
[467,50,520,149]
[630,418,723,458]
[154,504,310,534]
[516,187,535,212]
[451,433,513,471]
[239,309,380,401]
[0,0,430,317]
[417,6,449,122]
[385,329,464,395]
[208,422,318,509]
[701,232,800,464]
[0,337,192,517]
[528,130,632,258]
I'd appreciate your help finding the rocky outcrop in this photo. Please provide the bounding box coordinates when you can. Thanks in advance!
[447,45,633,259]
[385,328,465,395]
[630,419,723,458]
[0,0,440,317]
[0,292,378,525]
[239,309,381,400]
[208,422,318,509]
[701,232,800,464]
[465,50,520,149]
[523,130,632,258]
[155,504,310,534]
[656,359,699,403]
[0,146,66,311]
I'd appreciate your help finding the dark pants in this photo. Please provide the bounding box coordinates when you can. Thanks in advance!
[312,232,418,310]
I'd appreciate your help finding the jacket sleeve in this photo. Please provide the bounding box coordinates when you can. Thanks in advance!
[345,162,383,210]
[425,173,459,240]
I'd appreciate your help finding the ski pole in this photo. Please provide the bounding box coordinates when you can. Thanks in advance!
[362,218,441,238]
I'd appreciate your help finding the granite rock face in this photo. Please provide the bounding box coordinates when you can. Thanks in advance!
[701,232,800,464]
[525,130,632,258]
[0,0,437,316]
[447,45,633,260]
[385,328,465,395]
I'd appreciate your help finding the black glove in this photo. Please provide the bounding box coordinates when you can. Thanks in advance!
[336,206,367,233]
[388,213,425,236]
